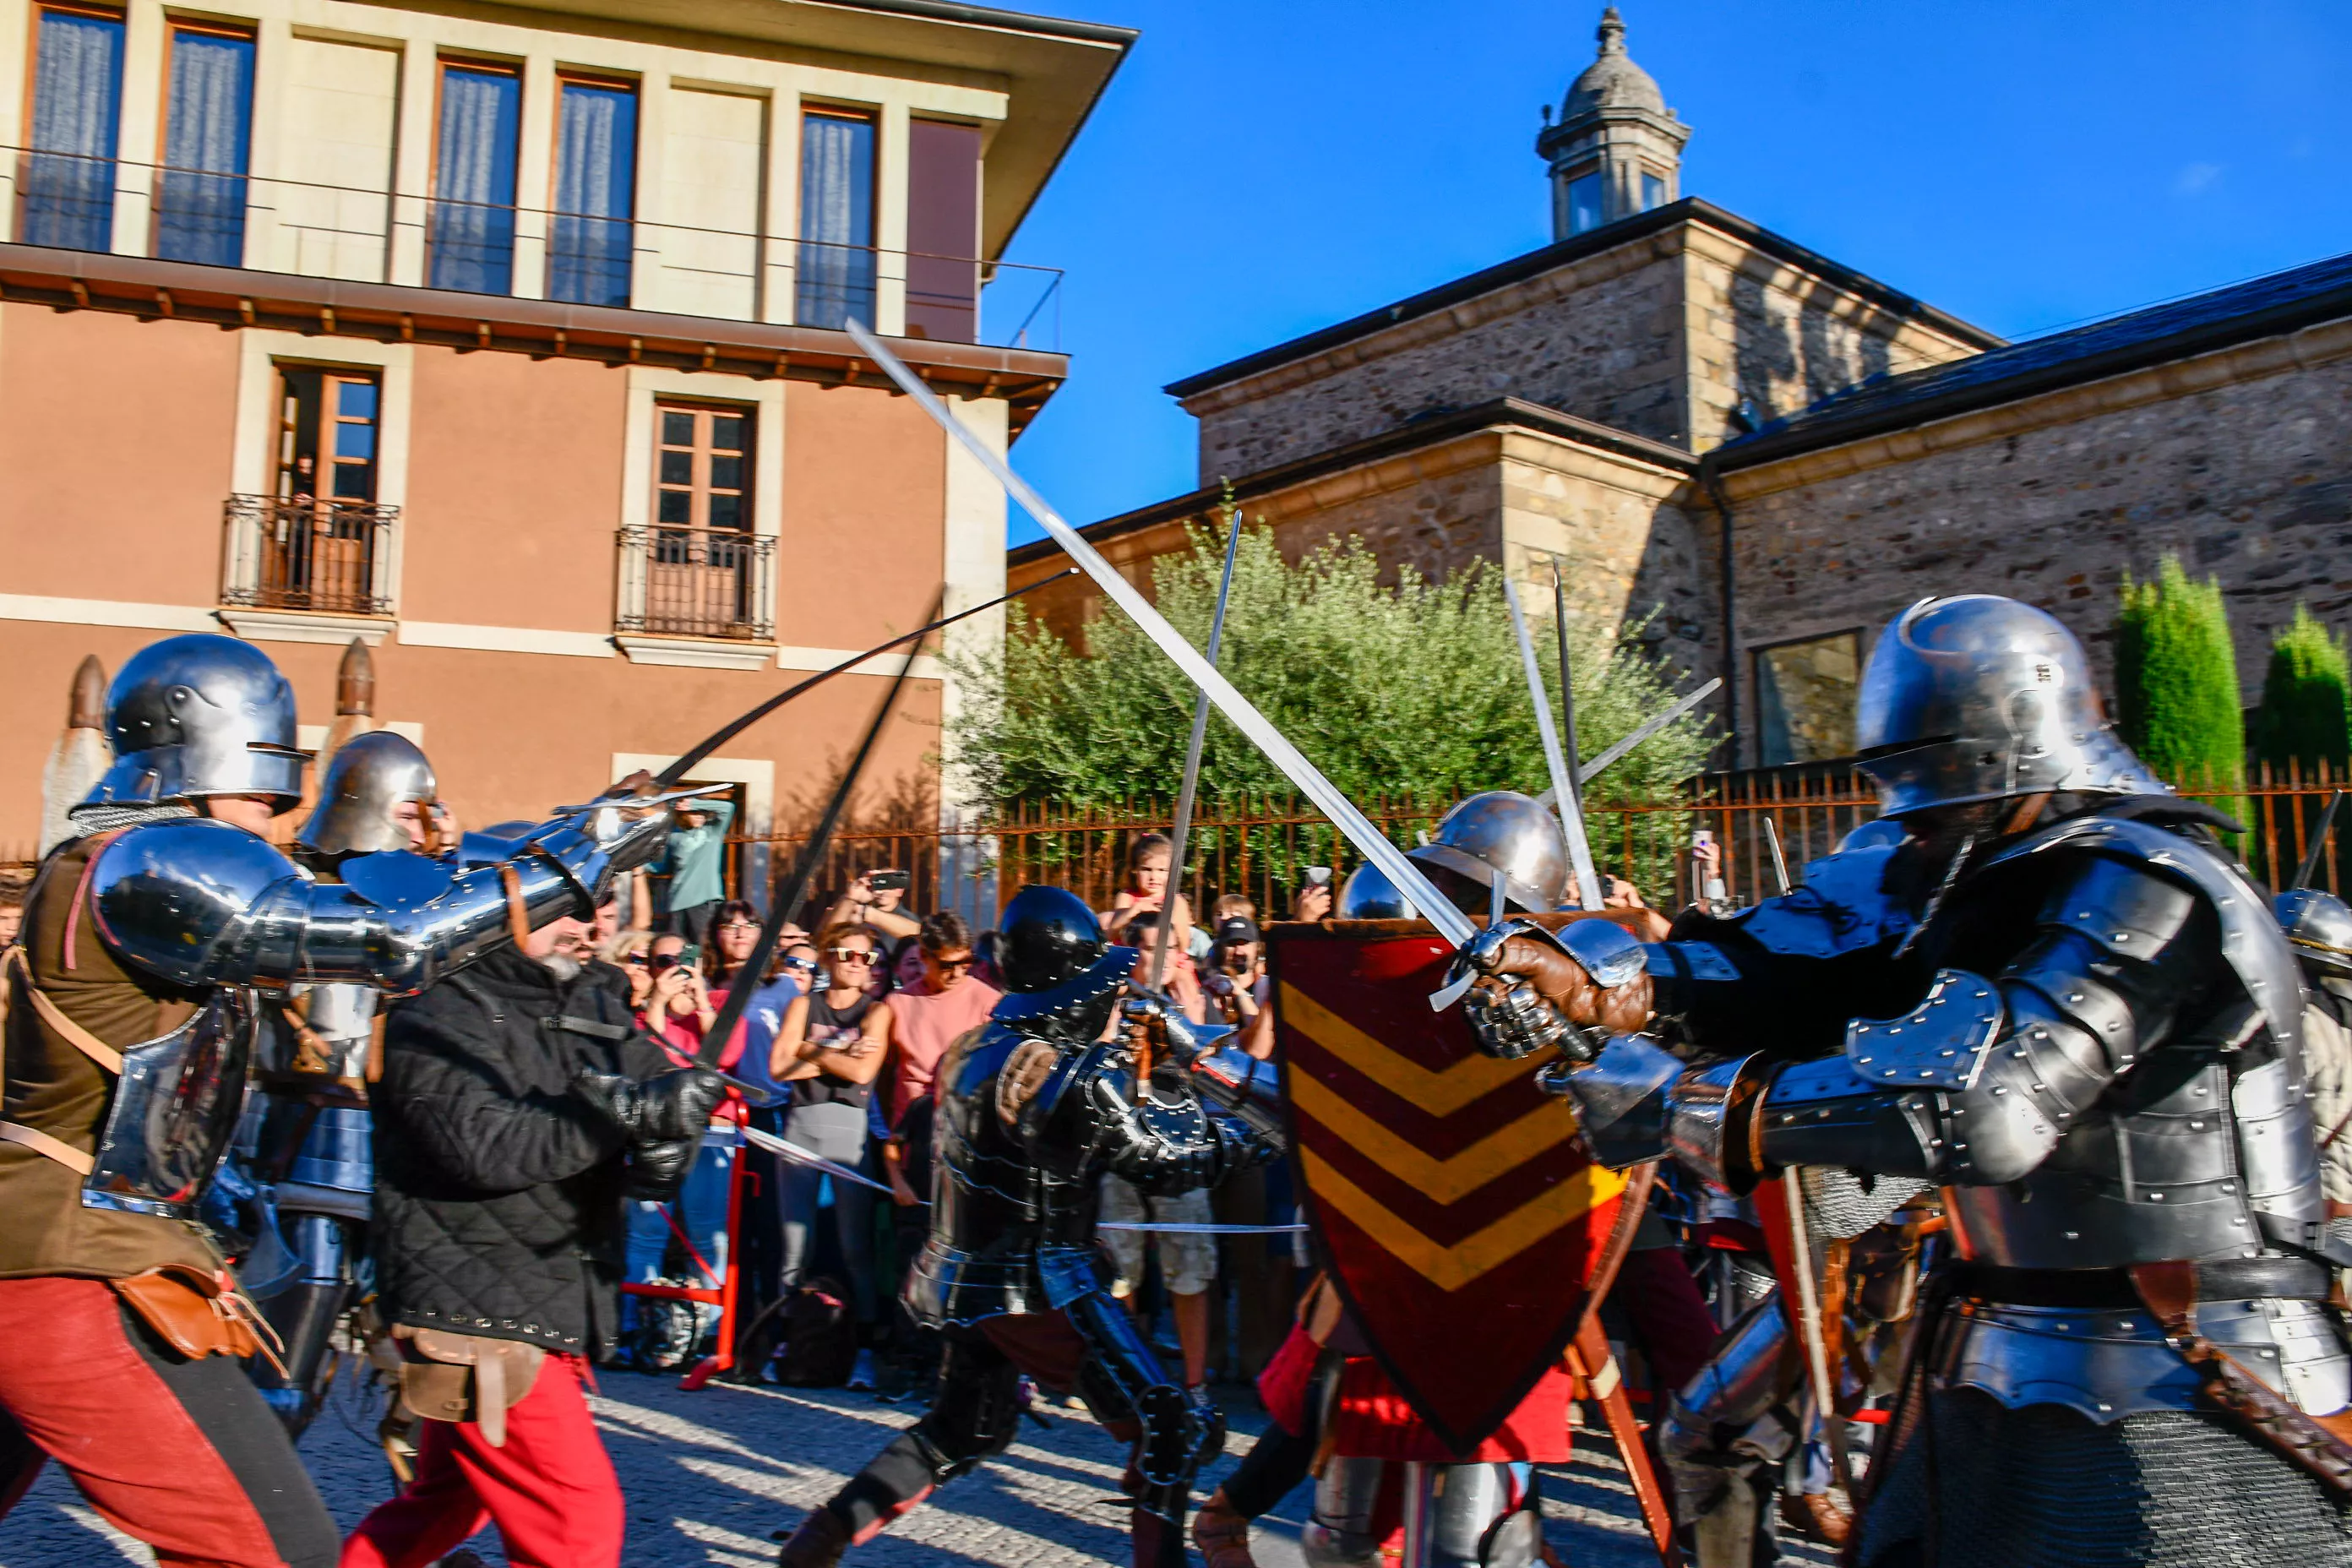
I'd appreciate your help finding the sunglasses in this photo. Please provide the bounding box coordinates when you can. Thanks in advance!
[648,954,685,972]
[828,949,878,965]
[930,955,976,972]
[780,956,818,973]
[623,953,651,967]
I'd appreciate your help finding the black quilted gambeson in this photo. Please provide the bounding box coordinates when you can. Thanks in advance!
[371,949,669,1355]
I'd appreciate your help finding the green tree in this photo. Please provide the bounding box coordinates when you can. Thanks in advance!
[2115,554,2246,831]
[945,523,1718,893]
[2252,604,2352,775]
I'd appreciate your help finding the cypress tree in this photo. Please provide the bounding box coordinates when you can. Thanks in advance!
[2115,555,2246,829]
[2252,604,2352,773]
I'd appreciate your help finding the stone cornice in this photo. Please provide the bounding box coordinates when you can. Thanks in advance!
[1719,313,2352,504]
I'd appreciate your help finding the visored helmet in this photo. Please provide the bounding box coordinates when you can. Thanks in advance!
[298,731,438,858]
[84,634,306,812]
[1407,791,1567,913]
[993,885,1137,1030]
[1853,596,2166,819]
[2276,889,2352,980]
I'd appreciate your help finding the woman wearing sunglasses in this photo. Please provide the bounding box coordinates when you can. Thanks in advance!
[767,923,892,1386]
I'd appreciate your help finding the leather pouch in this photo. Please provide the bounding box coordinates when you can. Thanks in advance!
[391,1326,547,1448]
[110,1265,264,1361]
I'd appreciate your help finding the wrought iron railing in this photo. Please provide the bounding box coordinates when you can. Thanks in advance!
[615,525,776,641]
[220,495,395,615]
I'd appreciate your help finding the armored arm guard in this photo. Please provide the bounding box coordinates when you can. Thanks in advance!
[1564,848,2228,1190]
[1019,1037,1270,1196]
[89,804,667,996]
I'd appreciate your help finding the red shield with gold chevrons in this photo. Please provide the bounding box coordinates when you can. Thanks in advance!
[1269,918,1631,1452]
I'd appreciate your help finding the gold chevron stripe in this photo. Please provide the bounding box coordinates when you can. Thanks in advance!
[1291,1073,1576,1204]
[1304,1148,1625,1292]
[1280,983,1545,1115]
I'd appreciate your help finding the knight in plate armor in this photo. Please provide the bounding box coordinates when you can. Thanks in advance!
[0,634,669,1568]
[775,885,1276,1568]
[226,730,444,1435]
[1465,596,2352,1565]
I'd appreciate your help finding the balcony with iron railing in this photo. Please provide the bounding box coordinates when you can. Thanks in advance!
[220,495,397,618]
[615,524,778,644]
[3,147,1062,351]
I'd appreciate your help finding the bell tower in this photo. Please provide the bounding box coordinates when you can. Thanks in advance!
[1538,8,1691,241]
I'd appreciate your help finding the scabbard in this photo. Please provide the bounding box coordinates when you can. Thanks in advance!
[1568,1314,1682,1566]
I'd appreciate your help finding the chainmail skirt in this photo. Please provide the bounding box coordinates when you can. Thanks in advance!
[1858,1386,2352,1568]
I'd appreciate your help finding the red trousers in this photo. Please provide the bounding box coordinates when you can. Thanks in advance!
[0,1275,338,1568]
[340,1352,624,1568]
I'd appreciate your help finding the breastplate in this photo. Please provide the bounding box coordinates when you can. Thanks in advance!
[905,1025,1107,1327]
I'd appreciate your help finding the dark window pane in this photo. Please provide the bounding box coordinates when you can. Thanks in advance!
[429,67,521,294]
[1567,171,1604,236]
[1755,633,1862,765]
[331,466,373,499]
[155,30,253,265]
[657,489,691,525]
[707,493,743,531]
[710,416,745,451]
[335,422,375,461]
[710,455,743,492]
[659,450,693,487]
[339,380,378,418]
[662,411,694,446]
[25,11,126,253]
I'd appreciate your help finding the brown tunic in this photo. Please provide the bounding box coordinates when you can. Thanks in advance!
[0,830,220,1278]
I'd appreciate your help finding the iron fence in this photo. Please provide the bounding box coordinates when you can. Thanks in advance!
[220,495,396,616]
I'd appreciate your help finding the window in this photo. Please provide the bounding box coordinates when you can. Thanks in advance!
[23,5,124,252]
[155,24,254,265]
[905,118,980,341]
[1565,170,1605,236]
[654,404,750,531]
[1641,171,1668,211]
[549,76,635,307]
[429,62,520,293]
[797,107,876,329]
[276,368,381,503]
[1755,630,1863,765]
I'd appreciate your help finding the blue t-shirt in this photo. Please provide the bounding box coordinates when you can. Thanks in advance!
[732,974,802,1102]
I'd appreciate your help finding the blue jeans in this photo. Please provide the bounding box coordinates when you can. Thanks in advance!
[623,1130,737,1332]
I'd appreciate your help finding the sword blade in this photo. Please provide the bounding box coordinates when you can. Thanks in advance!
[1149,505,1245,996]
[2298,790,2347,890]
[1762,814,1792,896]
[1096,1222,1311,1234]
[1535,678,1723,806]
[846,318,1475,950]
[1507,579,1601,910]
[739,1124,902,1198]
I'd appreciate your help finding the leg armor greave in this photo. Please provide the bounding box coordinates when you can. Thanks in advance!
[1064,1291,1225,1525]
[1301,1456,1386,1567]
[1399,1462,1541,1568]
[1661,1296,1804,1568]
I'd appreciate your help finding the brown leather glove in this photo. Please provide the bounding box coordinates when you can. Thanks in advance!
[1470,934,1653,1036]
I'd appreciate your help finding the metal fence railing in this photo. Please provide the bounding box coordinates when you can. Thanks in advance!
[615,525,778,642]
[220,495,396,616]
[7,147,1064,351]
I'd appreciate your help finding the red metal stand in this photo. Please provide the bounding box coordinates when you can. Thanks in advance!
[619,1132,748,1391]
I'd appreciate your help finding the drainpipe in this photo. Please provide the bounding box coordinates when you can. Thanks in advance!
[1700,450,1738,770]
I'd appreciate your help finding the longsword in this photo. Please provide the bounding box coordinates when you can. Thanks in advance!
[1533,678,1722,808]
[1146,504,1246,998]
[1506,579,1601,911]
[2297,790,2348,890]
[844,321,1482,979]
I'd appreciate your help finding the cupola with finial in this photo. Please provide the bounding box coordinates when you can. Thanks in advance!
[1538,7,1690,240]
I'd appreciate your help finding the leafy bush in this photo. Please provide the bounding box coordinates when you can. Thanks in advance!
[2115,555,2246,834]
[944,523,1718,896]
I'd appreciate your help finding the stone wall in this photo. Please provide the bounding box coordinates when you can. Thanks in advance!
[1187,242,1690,482]
[1718,325,2352,763]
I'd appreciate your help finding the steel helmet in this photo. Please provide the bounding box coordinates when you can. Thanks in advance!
[2277,888,2352,980]
[1853,596,2166,819]
[991,885,1138,1029]
[298,731,439,858]
[84,634,307,812]
[1407,791,1568,913]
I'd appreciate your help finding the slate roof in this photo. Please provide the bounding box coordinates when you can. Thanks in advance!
[1714,247,2352,471]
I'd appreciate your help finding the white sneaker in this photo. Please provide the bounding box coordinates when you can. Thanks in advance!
[847,1349,877,1391]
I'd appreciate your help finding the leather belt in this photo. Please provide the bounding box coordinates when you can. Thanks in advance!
[1952,1257,2331,1309]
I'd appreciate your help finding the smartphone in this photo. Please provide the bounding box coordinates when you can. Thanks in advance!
[1304,865,1333,888]
[870,868,912,892]
[1692,829,1715,851]
[676,943,701,967]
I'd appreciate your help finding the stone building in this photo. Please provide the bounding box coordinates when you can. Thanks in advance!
[1007,8,2352,770]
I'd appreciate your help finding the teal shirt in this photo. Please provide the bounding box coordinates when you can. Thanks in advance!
[662,799,735,910]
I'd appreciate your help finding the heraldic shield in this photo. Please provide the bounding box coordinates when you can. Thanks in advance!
[1270,917,1635,1452]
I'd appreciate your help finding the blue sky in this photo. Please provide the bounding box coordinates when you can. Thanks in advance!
[994,0,2352,546]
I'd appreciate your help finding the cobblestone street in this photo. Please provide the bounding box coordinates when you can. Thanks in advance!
[0,1367,1832,1566]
